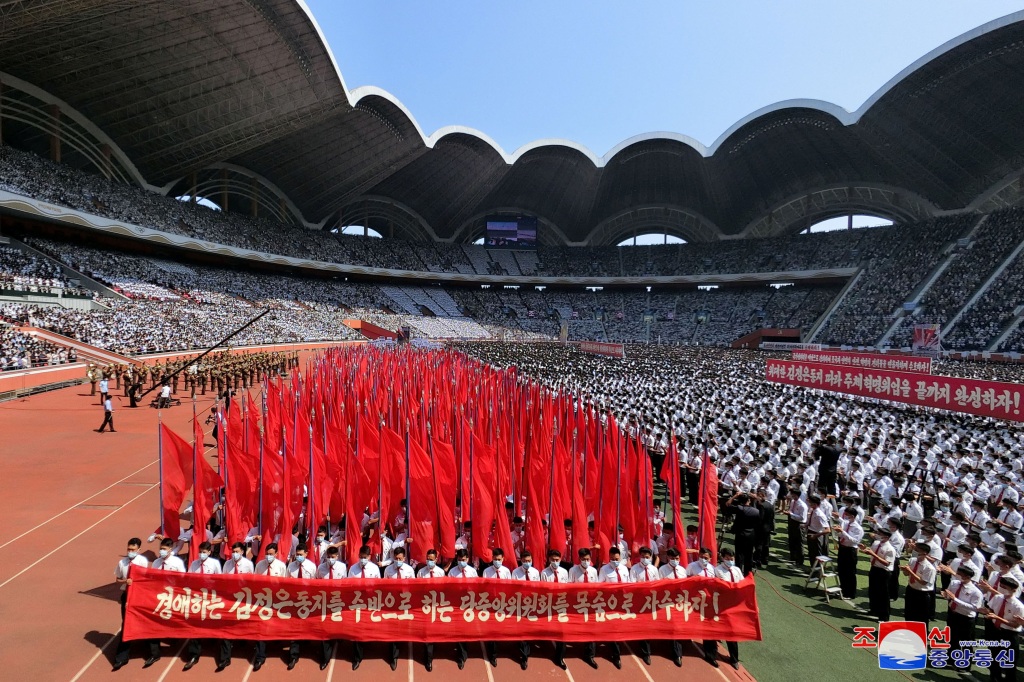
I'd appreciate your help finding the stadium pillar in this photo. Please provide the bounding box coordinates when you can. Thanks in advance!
[250,177,258,218]
[279,197,287,222]
[221,168,229,212]
[189,173,197,203]
[48,105,61,163]
[847,214,853,230]
[0,79,4,145]
[100,144,111,179]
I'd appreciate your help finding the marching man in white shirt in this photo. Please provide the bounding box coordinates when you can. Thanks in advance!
[182,541,222,672]
[629,546,658,665]
[448,548,478,669]
[542,549,570,670]
[787,490,808,565]
[704,548,743,670]
[345,545,379,670]
[482,548,513,667]
[112,537,159,671]
[834,505,864,601]
[687,547,717,578]
[417,548,445,672]
[216,542,253,672]
[860,527,896,622]
[569,548,600,669]
[284,544,318,670]
[384,546,415,671]
[597,547,629,669]
[942,564,985,656]
[251,543,287,671]
[658,547,686,667]
[512,550,540,669]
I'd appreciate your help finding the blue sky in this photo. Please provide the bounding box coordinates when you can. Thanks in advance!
[307,1,1022,156]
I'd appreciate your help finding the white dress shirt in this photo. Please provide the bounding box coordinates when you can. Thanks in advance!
[348,561,381,579]
[686,560,717,578]
[512,565,541,581]
[288,558,319,579]
[598,563,632,583]
[569,564,599,583]
[448,565,479,579]
[151,554,186,572]
[189,557,223,574]
[417,565,446,578]
[384,562,416,579]
[222,556,254,574]
[658,562,686,579]
[115,555,149,591]
[541,565,569,583]
[316,560,349,579]
[630,562,659,582]
[255,557,289,577]
[482,564,513,580]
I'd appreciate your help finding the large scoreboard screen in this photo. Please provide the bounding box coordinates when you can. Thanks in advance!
[485,215,538,248]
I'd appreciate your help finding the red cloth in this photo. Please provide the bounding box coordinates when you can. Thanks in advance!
[158,423,192,544]
[698,446,719,562]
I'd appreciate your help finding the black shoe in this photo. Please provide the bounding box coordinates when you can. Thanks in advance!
[674,656,683,667]
[457,658,465,670]
[111,661,127,672]
[585,656,598,669]
[389,659,397,671]
[287,658,297,671]
[253,660,264,672]
[641,654,651,665]
[425,661,432,672]
[520,658,528,670]
[488,655,497,667]
[706,657,719,669]
[612,658,621,669]
[730,657,740,670]
[183,657,199,672]
[319,660,329,671]
[554,658,567,670]
[216,661,230,672]
[352,660,361,671]
[143,656,159,668]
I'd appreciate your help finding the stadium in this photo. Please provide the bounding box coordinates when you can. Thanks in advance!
[2,2,1024,681]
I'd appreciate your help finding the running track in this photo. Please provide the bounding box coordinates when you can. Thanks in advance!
[0,364,755,682]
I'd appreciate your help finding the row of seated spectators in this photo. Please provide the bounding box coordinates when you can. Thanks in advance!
[817,215,977,346]
[887,208,1024,348]
[0,325,77,371]
[946,252,1024,351]
[0,244,88,296]
[0,144,920,279]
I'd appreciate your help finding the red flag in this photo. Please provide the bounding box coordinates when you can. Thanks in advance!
[431,437,458,559]
[158,423,192,544]
[660,435,687,553]
[190,418,224,566]
[469,431,496,563]
[698,444,719,562]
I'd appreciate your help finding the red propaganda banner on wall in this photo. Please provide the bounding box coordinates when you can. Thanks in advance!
[123,566,761,643]
[766,359,1024,422]
[577,341,626,359]
[791,350,932,374]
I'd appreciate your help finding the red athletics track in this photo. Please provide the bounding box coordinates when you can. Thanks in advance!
[0,355,755,682]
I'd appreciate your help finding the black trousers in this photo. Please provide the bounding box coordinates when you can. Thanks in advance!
[788,519,804,564]
[940,551,956,590]
[703,640,738,662]
[991,630,1019,682]
[114,592,159,665]
[903,588,934,630]
[755,530,772,568]
[320,641,335,665]
[352,640,363,664]
[888,556,901,601]
[837,545,858,599]
[807,533,826,562]
[98,411,114,432]
[186,638,232,666]
[868,566,891,621]
[687,472,700,506]
[735,533,756,576]
[519,640,531,661]
[423,642,466,664]
[553,641,566,663]
[947,611,976,655]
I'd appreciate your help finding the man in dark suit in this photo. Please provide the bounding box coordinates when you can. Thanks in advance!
[815,435,841,498]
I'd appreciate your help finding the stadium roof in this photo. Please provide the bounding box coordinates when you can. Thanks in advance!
[1,2,1024,244]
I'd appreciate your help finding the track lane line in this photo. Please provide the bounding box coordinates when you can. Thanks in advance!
[68,632,119,682]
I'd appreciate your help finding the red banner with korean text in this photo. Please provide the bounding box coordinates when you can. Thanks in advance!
[123,566,761,643]
[791,350,932,374]
[576,341,626,359]
[766,359,1024,422]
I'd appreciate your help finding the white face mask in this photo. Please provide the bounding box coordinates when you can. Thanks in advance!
[457,560,468,569]
[493,559,503,568]
[159,549,169,558]
[360,557,369,566]
[550,559,560,568]
[267,554,276,563]
[296,555,306,562]
[581,560,591,569]
[327,558,337,566]
[1001,587,1017,597]
[699,558,709,567]
[199,552,210,561]
[127,551,138,560]
[232,551,243,561]
[640,557,652,566]
[725,560,735,568]
[609,558,619,567]
[522,560,532,569]
[426,559,436,569]
[668,559,679,568]
[395,559,405,566]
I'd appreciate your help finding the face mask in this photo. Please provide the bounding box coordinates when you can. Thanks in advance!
[609,558,619,567]
[458,560,468,569]
[395,559,405,566]
[725,560,735,568]
[668,559,679,568]
[581,560,591,569]
[522,560,532,569]
[159,549,169,558]
[360,557,369,566]
[317,536,326,543]
[427,559,436,569]
[699,558,709,567]
[1001,587,1016,597]
[199,552,210,561]
[327,558,337,566]
[296,555,306,562]
[641,557,652,566]
[493,559,503,568]
[550,559,560,568]
[267,555,276,563]
[127,551,138,560]
[232,551,242,561]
